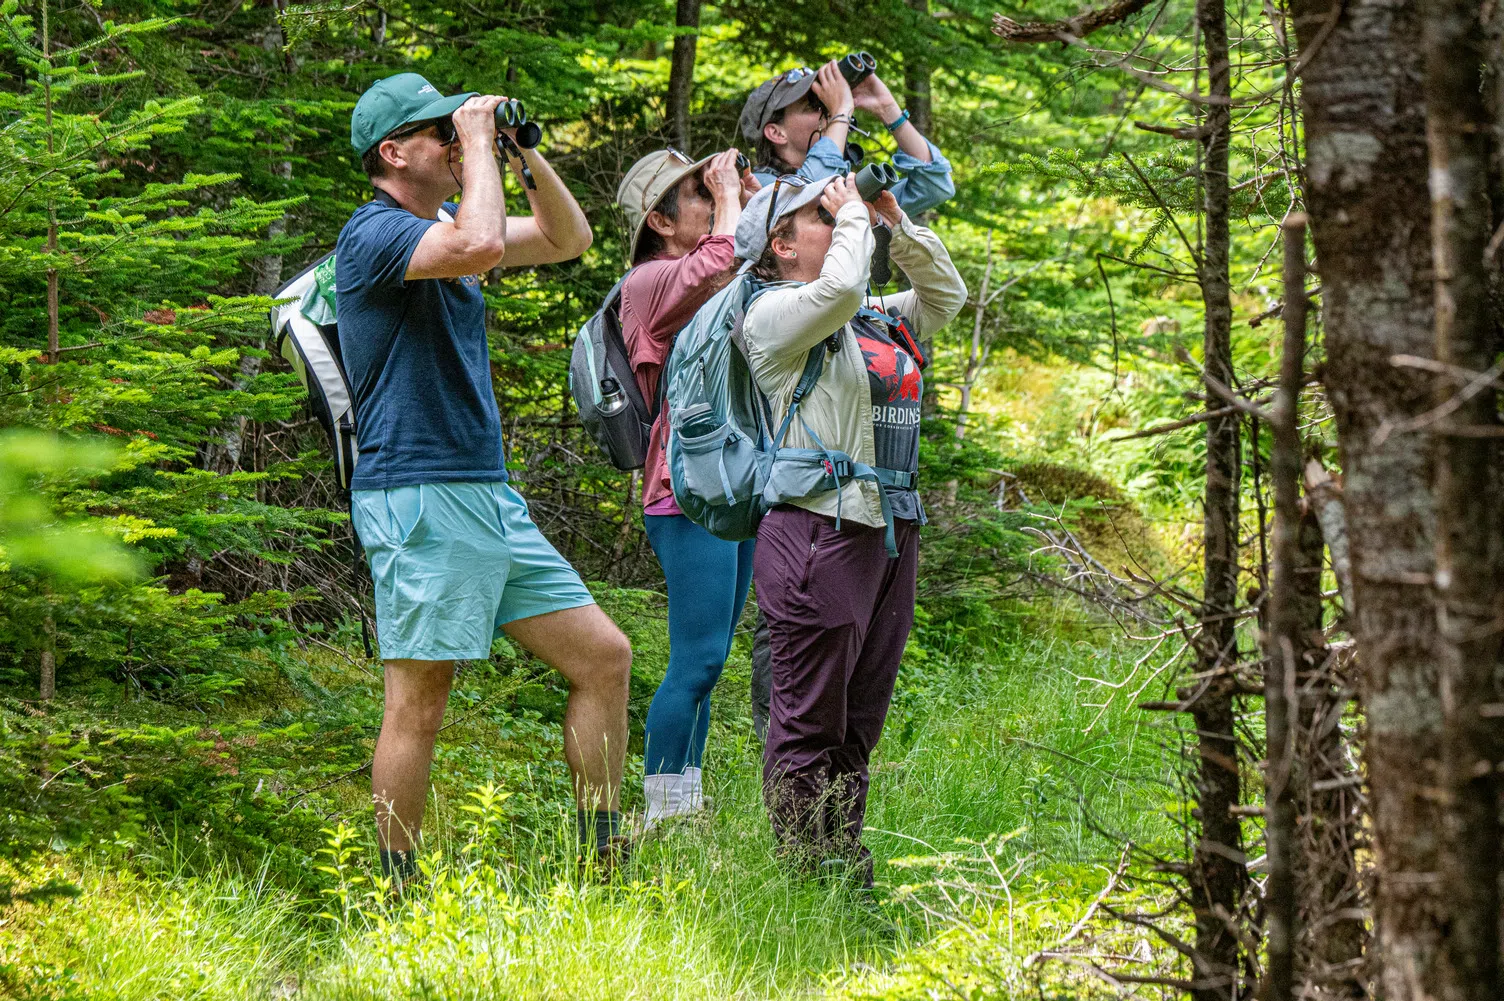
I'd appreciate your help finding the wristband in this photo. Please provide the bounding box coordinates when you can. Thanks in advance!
[885,109,910,132]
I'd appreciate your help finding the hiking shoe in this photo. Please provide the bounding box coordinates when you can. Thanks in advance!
[818,850,875,891]
[579,834,634,882]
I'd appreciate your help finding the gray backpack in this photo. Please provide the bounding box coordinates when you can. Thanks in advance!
[664,272,904,557]
[567,272,658,470]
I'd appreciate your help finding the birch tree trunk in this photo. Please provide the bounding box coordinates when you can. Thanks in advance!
[1422,1,1503,998]
[1292,0,1445,996]
[956,229,995,439]
[213,16,294,474]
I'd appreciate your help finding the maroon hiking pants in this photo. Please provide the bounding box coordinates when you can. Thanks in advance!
[754,504,919,860]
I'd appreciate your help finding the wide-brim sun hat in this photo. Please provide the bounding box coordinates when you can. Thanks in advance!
[734,174,839,263]
[617,148,716,262]
[351,72,478,155]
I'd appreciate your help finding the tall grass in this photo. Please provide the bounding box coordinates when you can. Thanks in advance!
[1,604,1171,1000]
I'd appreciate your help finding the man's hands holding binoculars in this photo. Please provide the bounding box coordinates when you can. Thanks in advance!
[452,95,541,188]
[453,96,539,146]
[451,95,512,150]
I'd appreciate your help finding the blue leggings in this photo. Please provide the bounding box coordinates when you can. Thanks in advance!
[643,514,756,776]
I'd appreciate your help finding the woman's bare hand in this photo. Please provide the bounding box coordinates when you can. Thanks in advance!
[810,61,854,118]
[820,173,862,220]
[702,149,742,206]
[872,190,902,228]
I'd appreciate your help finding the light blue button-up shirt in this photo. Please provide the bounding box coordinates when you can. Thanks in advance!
[751,134,956,216]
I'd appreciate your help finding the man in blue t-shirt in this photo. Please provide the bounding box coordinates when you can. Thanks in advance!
[336,72,630,881]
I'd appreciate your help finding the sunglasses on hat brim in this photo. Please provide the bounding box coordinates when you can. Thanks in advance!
[639,148,706,214]
[752,66,818,136]
[762,177,841,252]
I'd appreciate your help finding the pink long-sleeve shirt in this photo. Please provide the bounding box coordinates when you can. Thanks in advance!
[620,234,738,513]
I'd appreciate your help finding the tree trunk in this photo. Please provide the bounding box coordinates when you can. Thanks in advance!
[1185,0,1244,996]
[214,18,294,474]
[906,0,938,417]
[666,0,701,150]
[1294,499,1368,996]
[39,614,55,701]
[1264,215,1309,1001]
[903,0,934,137]
[43,1,57,365]
[1302,460,1355,618]
[1292,0,1444,997]
[1422,1,1503,998]
[957,229,995,439]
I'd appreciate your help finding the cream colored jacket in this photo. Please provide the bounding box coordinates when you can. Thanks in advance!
[743,201,968,528]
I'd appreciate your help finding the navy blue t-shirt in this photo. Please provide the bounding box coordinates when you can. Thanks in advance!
[335,199,507,490]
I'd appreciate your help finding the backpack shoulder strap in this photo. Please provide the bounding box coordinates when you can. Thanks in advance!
[605,268,633,314]
[772,337,832,449]
[726,275,781,439]
[371,187,454,223]
[726,274,760,358]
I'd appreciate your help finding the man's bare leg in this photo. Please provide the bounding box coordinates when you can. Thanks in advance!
[503,603,632,814]
[371,659,454,851]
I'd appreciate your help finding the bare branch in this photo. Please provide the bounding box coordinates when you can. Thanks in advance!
[992,0,1156,43]
[1134,119,1213,141]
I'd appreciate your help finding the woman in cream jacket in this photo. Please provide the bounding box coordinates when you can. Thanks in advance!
[732,172,967,885]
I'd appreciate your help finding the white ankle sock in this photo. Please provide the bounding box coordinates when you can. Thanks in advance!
[683,766,704,810]
[644,771,690,828]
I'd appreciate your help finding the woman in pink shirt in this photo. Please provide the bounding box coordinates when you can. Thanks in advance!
[615,148,758,827]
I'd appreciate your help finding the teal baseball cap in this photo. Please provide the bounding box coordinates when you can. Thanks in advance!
[351,72,478,155]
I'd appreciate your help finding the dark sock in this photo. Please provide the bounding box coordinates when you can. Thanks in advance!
[380,848,418,882]
[576,809,621,853]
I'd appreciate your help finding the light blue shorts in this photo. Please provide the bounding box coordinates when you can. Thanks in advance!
[350,481,595,661]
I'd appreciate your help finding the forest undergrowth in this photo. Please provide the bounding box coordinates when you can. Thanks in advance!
[1,588,1176,1000]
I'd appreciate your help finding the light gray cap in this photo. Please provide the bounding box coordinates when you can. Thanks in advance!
[734,174,839,262]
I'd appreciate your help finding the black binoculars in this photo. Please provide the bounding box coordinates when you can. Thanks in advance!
[735,152,750,172]
[492,100,542,149]
[838,51,877,87]
[854,161,899,201]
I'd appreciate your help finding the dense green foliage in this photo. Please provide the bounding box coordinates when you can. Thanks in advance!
[0,0,1311,993]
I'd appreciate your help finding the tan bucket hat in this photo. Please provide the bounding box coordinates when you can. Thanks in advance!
[617,148,715,262]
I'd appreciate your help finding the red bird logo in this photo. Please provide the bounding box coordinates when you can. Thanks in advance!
[858,334,922,403]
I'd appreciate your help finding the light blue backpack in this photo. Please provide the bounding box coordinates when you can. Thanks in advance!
[663,273,906,556]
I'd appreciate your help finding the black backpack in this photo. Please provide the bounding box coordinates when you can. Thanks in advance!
[567,271,660,470]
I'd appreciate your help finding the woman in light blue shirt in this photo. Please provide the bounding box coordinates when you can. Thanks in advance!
[738,60,955,217]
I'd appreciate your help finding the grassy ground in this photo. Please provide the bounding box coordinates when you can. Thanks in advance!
[1,595,1175,1000]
